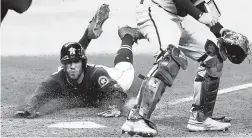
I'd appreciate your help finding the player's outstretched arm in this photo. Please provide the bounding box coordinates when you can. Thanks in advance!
[14,77,62,118]
[78,4,110,49]
[92,67,127,118]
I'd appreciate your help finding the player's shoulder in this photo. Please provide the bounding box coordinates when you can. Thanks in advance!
[48,66,66,83]
[51,66,64,76]
[86,63,107,73]
[86,63,109,79]
[39,67,65,90]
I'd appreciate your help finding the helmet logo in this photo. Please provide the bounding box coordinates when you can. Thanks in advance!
[69,47,76,55]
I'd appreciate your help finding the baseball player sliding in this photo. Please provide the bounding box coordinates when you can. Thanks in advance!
[14,4,138,119]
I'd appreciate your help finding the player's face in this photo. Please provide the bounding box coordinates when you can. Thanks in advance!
[64,59,83,80]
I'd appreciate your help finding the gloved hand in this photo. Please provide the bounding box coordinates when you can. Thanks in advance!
[97,105,121,118]
[219,29,250,64]
[14,110,39,119]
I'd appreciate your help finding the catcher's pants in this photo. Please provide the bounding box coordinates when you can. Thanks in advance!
[136,2,220,75]
[136,2,222,107]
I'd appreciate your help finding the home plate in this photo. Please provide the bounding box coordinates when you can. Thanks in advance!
[48,121,106,128]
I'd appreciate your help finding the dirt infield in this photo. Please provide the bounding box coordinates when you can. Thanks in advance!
[1,54,252,137]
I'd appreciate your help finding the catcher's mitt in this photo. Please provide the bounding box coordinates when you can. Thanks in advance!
[219,29,250,64]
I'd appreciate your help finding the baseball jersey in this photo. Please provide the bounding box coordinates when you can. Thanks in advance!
[39,64,123,106]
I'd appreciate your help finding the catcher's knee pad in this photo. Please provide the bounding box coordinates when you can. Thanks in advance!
[151,44,188,87]
[199,40,224,78]
[138,45,188,118]
[138,76,166,119]
[193,74,220,120]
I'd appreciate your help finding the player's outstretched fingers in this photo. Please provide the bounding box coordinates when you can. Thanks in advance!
[97,110,110,117]
[97,109,121,118]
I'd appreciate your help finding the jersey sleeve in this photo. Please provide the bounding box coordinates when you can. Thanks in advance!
[39,77,63,97]
[92,67,127,109]
[92,67,126,99]
[92,67,118,90]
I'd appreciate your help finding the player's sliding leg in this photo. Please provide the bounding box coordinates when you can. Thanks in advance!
[108,26,144,91]
[121,44,188,137]
[96,26,144,118]
[114,25,144,64]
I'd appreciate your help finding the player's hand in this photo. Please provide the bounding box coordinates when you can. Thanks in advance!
[198,12,219,27]
[14,110,39,119]
[97,105,121,118]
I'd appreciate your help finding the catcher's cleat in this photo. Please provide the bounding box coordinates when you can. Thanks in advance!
[87,4,110,39]
[121,106,158,137]
[118,26,144,43]
[187,116,231,132]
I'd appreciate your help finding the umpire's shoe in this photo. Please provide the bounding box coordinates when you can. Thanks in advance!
[187,111,231,132]
[88,4,110,39]
[118,26,144,43]
[121,105,158,137]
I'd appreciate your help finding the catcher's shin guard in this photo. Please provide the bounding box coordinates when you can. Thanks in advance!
[138,76,166,119]
[192,39,225,118]
[137,45,188,119]
[187,74,231,131]
[193,74,220,119]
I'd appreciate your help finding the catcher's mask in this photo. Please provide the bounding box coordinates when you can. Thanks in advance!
[60,42,87,69]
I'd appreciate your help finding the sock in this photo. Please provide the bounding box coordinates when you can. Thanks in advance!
[121,34,134,46]
[114,35,134,65]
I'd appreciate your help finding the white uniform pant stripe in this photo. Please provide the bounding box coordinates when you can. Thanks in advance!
[148,7,162,50]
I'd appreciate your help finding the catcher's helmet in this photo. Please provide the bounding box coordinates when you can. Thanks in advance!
[60,42,87,64]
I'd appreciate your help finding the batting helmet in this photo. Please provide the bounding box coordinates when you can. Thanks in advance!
[60,42,87,66]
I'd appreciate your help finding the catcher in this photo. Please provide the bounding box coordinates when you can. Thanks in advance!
[14,4,136,118]
[119,0,250,136]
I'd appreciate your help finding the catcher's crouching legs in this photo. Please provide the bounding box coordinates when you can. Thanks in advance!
[187,49,231,131]
[121,45,188,137]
